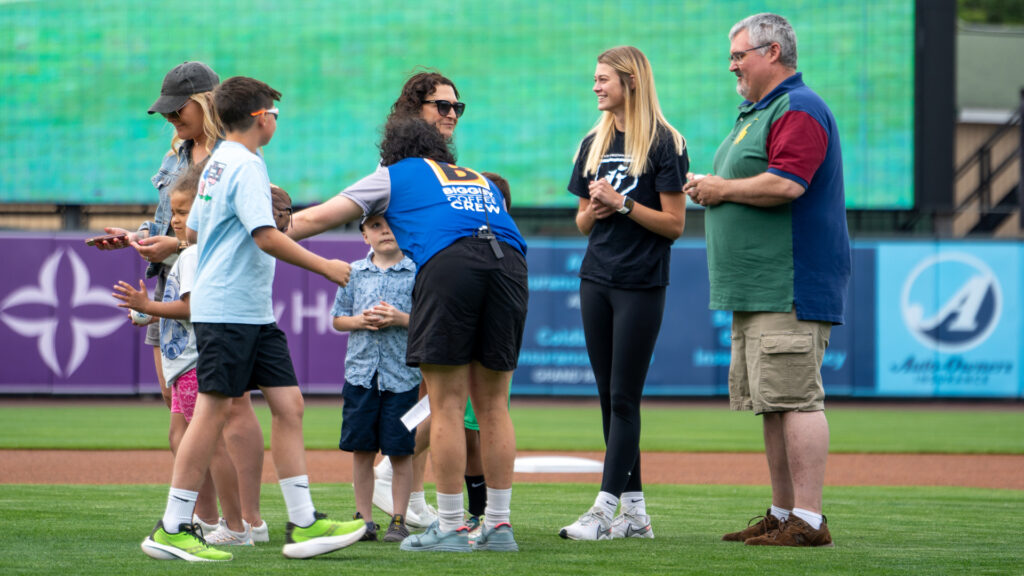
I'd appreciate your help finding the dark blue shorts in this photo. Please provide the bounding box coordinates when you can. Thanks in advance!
[194,322,298,398]
[339,374,419,455]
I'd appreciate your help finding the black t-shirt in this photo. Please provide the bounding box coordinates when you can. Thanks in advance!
[568,127,689,288]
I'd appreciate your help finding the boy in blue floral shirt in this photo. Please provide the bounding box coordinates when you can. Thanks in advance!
[332,214,420,543]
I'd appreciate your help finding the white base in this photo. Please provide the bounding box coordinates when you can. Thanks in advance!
[513,456,603,473]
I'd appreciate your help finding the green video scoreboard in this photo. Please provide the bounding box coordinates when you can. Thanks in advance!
[0,0,914,209]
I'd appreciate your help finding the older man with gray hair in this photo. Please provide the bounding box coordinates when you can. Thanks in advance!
[684,13,851,547]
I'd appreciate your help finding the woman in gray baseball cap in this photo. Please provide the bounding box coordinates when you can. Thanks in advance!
[93,61,221,265]
[94,61,221,359]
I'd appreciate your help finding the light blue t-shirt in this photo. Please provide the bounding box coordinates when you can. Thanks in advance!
[331,253,420,393]
[187,141,278,324]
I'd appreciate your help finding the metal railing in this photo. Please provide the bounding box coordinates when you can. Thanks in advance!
[954,89,1023,234]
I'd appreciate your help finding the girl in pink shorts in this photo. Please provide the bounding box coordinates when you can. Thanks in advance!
[170,368,199,422]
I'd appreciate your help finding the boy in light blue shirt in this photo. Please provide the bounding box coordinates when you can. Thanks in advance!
[142,76,365,563]
[332,214,420,543]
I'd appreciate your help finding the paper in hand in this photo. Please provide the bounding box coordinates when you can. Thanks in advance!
[400,394,431,431]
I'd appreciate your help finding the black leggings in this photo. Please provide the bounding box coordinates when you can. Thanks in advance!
[579,279,666,496]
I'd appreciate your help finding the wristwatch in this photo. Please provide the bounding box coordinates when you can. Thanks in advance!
[177,240,189,252]
[617,197,635,215]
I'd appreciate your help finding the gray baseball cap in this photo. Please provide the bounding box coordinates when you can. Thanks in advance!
[148,61,220,115]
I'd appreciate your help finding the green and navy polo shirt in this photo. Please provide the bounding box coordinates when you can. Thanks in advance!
[706,72,851,324]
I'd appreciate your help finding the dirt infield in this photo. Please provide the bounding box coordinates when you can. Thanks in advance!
[3,449,1022,490]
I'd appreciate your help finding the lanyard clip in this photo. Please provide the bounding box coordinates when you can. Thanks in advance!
[477,226,504,259]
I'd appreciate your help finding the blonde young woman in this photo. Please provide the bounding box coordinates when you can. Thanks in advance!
[93,62,267,544]
[559,46,688,541]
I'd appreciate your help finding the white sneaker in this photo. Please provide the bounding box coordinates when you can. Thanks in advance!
[406,500,438,529]
[374,478,438,528]
[610,512,654,539]
[374,457,393,482]
[372,477,395,517]
[192,515,220,537]
[248,519,269,543]
[559,507,612,541]
[204,519,254,546]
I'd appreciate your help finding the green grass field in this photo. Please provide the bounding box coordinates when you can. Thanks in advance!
[1,401,1022,453]
[1,483,1022,575]
[1,401,1022,574]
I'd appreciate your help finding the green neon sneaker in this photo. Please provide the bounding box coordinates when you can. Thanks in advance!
[282,512,367,559]
[141,521,233,561]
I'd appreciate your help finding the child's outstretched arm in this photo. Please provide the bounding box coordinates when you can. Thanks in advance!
[252,226,351,286]
[112,280,189,320]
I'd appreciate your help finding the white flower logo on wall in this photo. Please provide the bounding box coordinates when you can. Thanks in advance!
[0,248,124,377]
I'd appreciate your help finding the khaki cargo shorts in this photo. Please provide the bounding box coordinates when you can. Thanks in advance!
[728,308,831,415]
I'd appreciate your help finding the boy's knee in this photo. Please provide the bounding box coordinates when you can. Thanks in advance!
[197,393,233,416]
[266,388,305,418]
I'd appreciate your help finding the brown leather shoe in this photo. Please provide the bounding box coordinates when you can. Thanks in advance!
[744,515,834,547]
[721,509,781,542]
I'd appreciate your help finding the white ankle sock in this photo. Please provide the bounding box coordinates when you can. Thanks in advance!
[792,507,823,530]
[770,505,791,522]
[279,475,316,527]
[436,492,464,533]
[163,487,198,534]
[621,491,646,516]
[409,491,426,508]
[483,487,511,529]
[594,491,619,519]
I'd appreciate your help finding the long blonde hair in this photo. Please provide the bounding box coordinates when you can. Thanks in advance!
[169,91,222,157]
[581,46,684,178]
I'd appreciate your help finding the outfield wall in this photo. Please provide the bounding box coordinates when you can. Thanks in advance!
[0,233,1020,398]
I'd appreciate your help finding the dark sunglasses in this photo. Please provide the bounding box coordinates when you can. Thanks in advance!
[160,101,189,121]
[423,99,466,118]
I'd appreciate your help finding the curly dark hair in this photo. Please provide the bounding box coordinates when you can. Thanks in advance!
[387,70,459,121]
[379,116,456,167]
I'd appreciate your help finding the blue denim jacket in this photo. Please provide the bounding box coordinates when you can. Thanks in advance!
[331,254,420,393]
[139,140,194,278]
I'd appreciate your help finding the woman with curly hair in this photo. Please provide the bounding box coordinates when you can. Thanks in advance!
[368,70,481,536]
[386,70,464,141]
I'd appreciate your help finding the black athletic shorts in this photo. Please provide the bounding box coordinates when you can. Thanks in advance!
[406,237,528,371]
[194,322,299,397]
